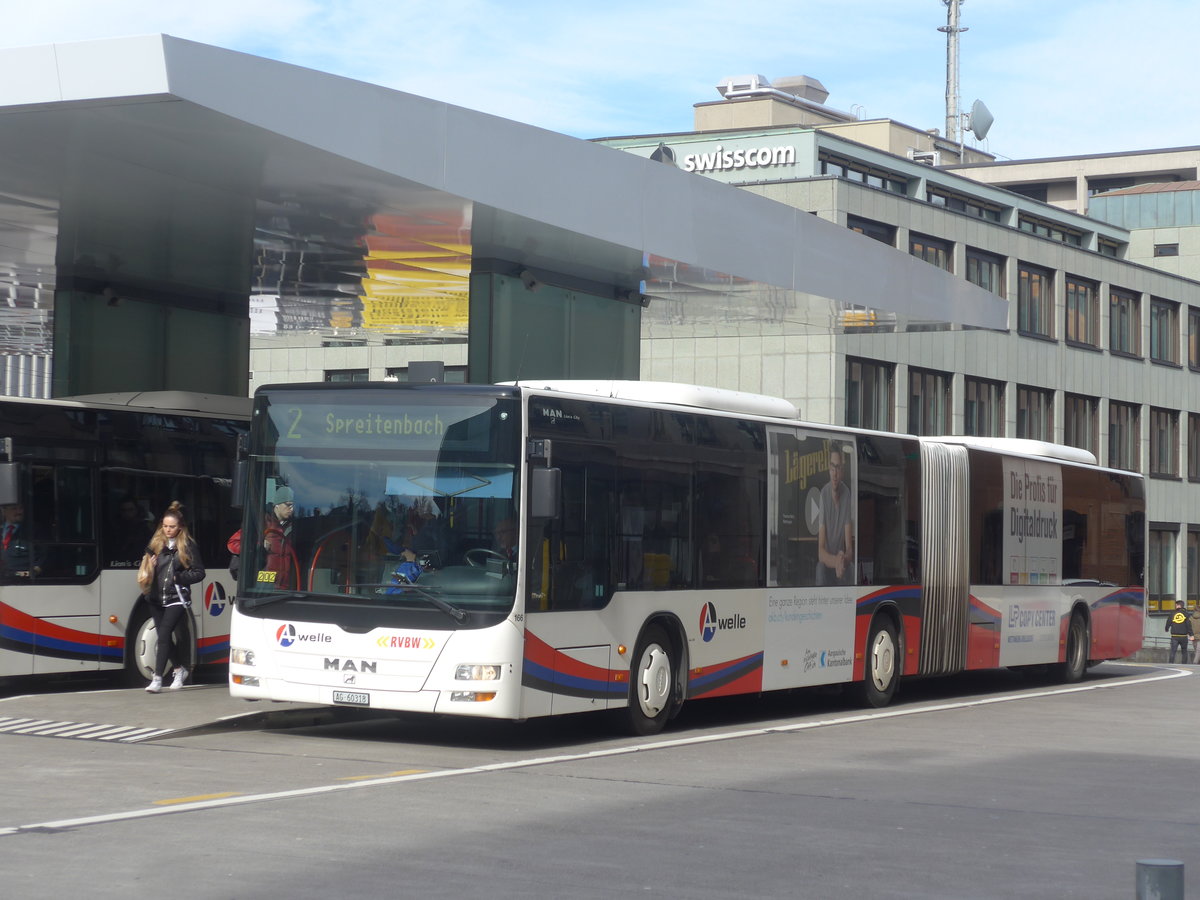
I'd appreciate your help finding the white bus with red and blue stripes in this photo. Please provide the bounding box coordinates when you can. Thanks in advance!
[228,380,1144,734]
[0,391,248,684]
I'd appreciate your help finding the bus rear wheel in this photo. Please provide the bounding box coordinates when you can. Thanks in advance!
[624,626,675,736]
[124,604,156,684]
[858,617,899,708]
[124,604,196,685]
[1057,613,1088,684]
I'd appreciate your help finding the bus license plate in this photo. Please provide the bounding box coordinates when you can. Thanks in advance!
[332,690,370,706]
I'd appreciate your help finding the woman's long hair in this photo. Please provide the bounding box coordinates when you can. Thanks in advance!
[148,500,196,568]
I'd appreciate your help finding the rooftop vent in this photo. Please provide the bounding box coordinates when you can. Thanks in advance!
[770,75,829,104]
[716,74,772,97]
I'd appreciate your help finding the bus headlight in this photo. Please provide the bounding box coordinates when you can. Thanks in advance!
[455,664,501,681]
[231,647,256,666]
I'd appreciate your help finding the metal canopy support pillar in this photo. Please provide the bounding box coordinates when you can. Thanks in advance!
[467,264,641,384]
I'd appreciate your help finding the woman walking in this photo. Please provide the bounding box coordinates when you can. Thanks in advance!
[142,501,205,693]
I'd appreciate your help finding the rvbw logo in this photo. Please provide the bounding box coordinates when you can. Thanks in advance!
[699,601,747,643]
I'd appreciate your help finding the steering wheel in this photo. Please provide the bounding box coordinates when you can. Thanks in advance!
[465,547,508,568]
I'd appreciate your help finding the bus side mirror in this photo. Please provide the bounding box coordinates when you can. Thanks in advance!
[0,462,18,507]
[529,467,560,519]
[231,460,247,510]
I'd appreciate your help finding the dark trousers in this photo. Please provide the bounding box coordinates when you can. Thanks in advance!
[149,602,189,677]
[1169,635,1190,664]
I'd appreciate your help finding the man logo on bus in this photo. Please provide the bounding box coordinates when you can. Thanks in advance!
[205,582,226,617]
[700,602,748,642]
[276,624,296,647]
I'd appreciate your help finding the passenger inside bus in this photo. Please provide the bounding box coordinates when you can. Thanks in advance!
[261,485,300,589]
[0,503,41,579]
[492,517,517,562]
[407,497,460,567]
[110,495,153,565]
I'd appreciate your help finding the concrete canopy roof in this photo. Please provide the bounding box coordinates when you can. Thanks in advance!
[0,34,1006,356]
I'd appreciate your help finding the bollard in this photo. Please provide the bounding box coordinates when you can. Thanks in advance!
[1136,859,1184,900]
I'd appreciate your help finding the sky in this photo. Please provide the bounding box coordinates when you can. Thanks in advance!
[6,0,1199,161]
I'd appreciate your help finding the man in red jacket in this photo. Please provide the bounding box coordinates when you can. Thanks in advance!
[261,486,298,589]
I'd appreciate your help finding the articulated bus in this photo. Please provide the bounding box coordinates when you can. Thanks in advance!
[0,391,249,683]
[228,381,1144,734]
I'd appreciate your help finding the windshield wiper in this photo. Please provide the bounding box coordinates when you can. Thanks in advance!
[387,582,469,622]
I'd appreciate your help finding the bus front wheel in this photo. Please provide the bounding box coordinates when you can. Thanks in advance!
[624,626,675,736]
[858,617,899,708]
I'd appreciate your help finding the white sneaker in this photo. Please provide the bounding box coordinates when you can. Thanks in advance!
[169,667,188,690]
[145,676,162,693]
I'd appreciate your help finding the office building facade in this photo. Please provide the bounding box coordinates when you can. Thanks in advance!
[593,86,1200,635]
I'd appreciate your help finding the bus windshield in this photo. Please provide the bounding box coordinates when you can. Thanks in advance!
[237,385,521,621]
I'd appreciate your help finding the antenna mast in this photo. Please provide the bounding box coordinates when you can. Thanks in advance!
[938,0,967,143]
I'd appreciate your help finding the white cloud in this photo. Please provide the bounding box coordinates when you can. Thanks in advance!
[7,0,1197,159]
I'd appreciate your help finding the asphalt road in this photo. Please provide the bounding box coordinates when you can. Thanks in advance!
[0,662,1197,899]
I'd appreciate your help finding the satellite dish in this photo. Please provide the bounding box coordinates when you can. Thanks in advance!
[968,99,994,140]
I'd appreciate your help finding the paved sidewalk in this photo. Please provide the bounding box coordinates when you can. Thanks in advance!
[0,683,353,742]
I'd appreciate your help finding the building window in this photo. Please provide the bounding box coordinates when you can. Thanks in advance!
[1097,238,1121,258]
[820,153,907,194]
[1017,264,1053,338]
[1108,400,1140,471]
[964,377,1004,437]
[1063,394,1098,456]
[925,187,1002,222]
[1189,307,1200,370]
[966,248,1004,296]
[909,234,952,271]
[1190,414,1200,481]
[324,369,369,383]
[321,339,367,348]
[1154,243,1180,258]
[1016,385,1053,441]
[1150,408,1179,477]
[383,336,468,347]
[1188,530,1199,607]
[1110,288,1141,356]
[846,358,894,431]
[1018,213,1083,247]
[1064,276,1098,347]
[1150,298,1179,364]
[908,368,950,436]
[1149,528,1177,613]
[847,216,896,246]
[385,365,467,383]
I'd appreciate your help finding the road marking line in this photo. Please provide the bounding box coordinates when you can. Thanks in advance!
[153,793,243,806]
[0,718,44,731]
[22,722,85,735]
[338,769,427,781]
[0,664,1186,837]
